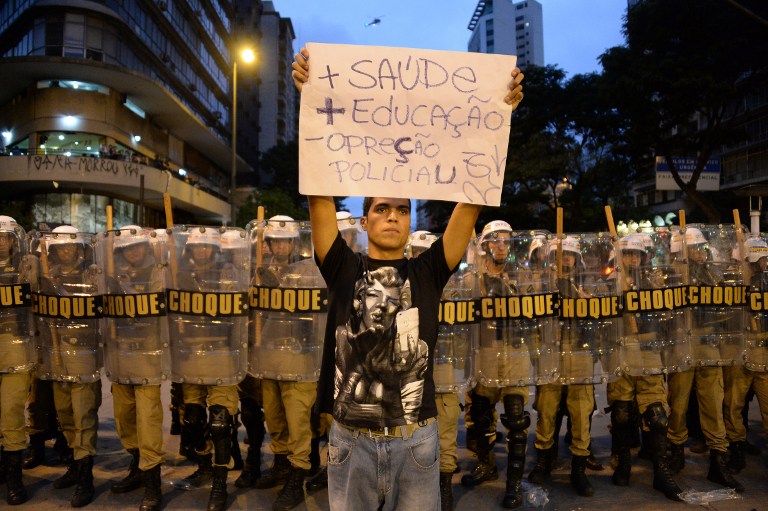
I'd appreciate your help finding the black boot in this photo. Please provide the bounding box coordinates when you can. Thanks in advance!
[460,432,497,485]
[110,448,142,493]
[178,453,214,489]
[527,447,554,484]
[53,459,79,489]
[139,465,163,511]
[273,466,306,511]
[643,403,683,501]
[235,399,265,489]
[668,442,685,474]
[707,450,745,493]
[71,456,96,508]
[727,441,746,473]
[637,429,654,461]
[170,406,181,436]
[207,466,229,511]
[23,433,46,469]
[305,466,327,492]
[235,445,261,488]
[570,455,594,497]
[501,394,529,509]
[610,401,632,487]
[170,382,183,436]
[439,471,454,511]
[5,450,29,505]
[254,453,291,489]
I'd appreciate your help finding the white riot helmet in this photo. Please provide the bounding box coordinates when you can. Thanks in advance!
[186,227,221,250]
[410,230,437,251]
[548,236,581,255]
[265,215,299,240]
[48,225,85,251]
[220,229,245,251]
[619,235,646,255]
[336,211,362,233]
[744,237,768,263]
[528,235,547,261]
[113,225,148,249]
[684,227,707,247]
[0,215,18,231]
[480,220,512,244]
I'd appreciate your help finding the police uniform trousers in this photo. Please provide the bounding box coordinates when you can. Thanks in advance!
[262,379,316,471]
[724,365,768,442]
[53,379,102,460]
[183,383,239,466]
[667,367,727,451]
[533,383,593,456]
[112,383,165,470]
[607,373,667,420]
[436,392,460,473]
[0,372,32,451]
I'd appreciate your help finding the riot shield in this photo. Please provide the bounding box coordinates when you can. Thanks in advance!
[248,218,326,382]
[471,230,559,388]
[553,233,620,385]
[33,230,103,382]
[167,225,249,385]
[100,227,169,385]
[337,214,368,253]
[618,229,692,376]
[685,224,747,367]
[0,218,35,373]
[741,234,768,372]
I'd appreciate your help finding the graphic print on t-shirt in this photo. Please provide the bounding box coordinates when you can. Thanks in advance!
[333,266,429,427]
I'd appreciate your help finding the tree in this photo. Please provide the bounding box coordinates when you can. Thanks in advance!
[600,0,768,222]
[236,141,344,227]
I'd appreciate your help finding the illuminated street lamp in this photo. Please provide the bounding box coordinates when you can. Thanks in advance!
[230,47,256,225]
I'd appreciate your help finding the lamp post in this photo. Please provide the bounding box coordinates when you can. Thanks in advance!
[230,47,256,225]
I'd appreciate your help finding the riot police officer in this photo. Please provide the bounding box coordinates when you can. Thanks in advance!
[528,236,596,497]
[460,220,535,508]
[251,215,320,511]
[104,226,167,511]
[170,227,247,511]
[666,226,744,492]
[0,215,34,505]
[37,225,102,508]
[607,234,682,500]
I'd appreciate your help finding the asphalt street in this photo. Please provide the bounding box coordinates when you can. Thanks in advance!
[13,379,768,511]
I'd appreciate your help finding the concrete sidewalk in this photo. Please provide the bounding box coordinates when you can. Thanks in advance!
[14,379,768,510]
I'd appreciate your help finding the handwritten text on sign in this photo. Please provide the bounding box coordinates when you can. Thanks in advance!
[298,43,516,206]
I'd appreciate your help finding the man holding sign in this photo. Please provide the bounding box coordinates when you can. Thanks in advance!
[293,45,523,510]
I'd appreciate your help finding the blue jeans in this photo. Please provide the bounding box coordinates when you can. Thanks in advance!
[327,420,440,511]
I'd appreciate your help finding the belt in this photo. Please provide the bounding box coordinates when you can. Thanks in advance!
[338,417,436,440]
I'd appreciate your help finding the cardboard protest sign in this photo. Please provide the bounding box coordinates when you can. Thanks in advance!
[298,43,516,206]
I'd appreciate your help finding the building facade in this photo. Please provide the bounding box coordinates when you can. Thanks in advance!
[0,0,252,230]
[232,0,296,190]
[467,0,544,68]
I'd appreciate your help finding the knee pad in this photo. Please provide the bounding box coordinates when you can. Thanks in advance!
[611,400,633,427]
[501,394,530,431]
[209,405,232,443]
[643,402,668,434]
[469,392,495,431]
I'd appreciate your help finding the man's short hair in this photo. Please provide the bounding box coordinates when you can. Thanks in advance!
[362,197,412,217]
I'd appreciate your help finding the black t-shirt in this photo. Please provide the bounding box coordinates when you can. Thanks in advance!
[317,233,454,428]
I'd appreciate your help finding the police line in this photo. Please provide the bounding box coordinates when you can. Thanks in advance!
[17,283,766,321]
[438,285,759,325]
[26,285,329,319]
